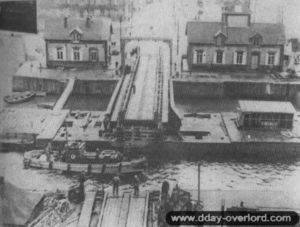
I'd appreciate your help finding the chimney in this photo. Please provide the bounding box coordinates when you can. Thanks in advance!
[86,17,91,28]
[64,17,68,28]
[235,5,242,13]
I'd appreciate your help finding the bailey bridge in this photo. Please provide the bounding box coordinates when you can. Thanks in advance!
[106,40,181,144]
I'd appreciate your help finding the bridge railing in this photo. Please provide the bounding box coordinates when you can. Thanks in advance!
[117,48,141,126]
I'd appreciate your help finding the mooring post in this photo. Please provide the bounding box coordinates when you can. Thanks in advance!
[198,162,200,203]
[221,199,225,227]
[0,175,4,227]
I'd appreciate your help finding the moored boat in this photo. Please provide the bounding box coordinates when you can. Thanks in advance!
[4,91,35,104]
[23,142,147,175]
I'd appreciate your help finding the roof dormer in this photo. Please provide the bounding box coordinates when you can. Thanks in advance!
[249,33,263,46]
[214,30,227,46]
[69,27,83,43]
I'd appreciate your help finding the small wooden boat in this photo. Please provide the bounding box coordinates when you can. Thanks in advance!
[4,91,35,104]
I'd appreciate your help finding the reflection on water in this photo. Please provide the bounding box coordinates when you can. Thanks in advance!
[64,94,110,111]
[175,97,239,114]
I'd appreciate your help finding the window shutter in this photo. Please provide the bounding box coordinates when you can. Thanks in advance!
[62,47,66,61]
[213,52,217,64]
[70,48,74,61]
[274,52,279,65]
[193,50,197,64]
[265,53,269,65]
[52,48,56,61]
[203,52,206,63]
[242,52,247,65]
[233,52,237,64]
[222,52,225,64]
[79,48,83,61]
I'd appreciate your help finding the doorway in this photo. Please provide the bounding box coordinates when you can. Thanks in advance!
[251,52,260,69]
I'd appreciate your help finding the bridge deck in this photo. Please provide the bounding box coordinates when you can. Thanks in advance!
[97,192,148,227]
[125,54,157,121]
[53,78,75,111]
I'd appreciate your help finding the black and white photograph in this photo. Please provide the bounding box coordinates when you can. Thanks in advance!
[0,0,300,226]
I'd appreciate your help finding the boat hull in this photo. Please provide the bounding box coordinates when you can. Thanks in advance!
[4,91,35,104]
[23,150,147,175]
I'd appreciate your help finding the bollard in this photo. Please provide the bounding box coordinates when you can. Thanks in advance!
[67,163,71,173]
[49,161,53,170]
[118,163,122,173]
[102,164,106,174]
[87,164,92,175]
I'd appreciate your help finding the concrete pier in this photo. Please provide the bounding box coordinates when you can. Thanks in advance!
[0,176,3,227]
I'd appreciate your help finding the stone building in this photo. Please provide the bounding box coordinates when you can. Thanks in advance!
[185,7,285,73]
[44,16,112,69]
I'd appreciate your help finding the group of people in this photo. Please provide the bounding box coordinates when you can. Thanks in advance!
[112,174,140,196]
[77,172,141,199]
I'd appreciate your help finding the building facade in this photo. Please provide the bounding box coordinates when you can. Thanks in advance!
[186,9,285,72]
[44,17,112,69]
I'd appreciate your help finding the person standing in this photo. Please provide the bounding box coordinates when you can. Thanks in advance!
[112,175,120,196]
[133,175,140,196]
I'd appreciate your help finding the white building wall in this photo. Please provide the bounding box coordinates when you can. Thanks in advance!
[47,42,106,62]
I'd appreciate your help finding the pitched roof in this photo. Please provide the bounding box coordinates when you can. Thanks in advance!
[238,100,296,114]
[186,21,285,45]
[44,17,111,41]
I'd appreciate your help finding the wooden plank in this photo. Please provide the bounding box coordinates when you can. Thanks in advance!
[100,196,123,227]
[126,195,147,227]
[77,191,97,227]
[96,193,108,227]
[143,192,149,227]
[117,193,131,227]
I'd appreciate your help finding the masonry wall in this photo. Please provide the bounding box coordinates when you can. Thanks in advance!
[173,81,225,98]
[173,80,300,101]
[12,76,66,94]
[72,79,118,96]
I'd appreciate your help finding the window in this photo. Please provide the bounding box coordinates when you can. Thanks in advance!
[73,47,80,61]
[195,50,204,64]
[73,33,81,42]
[268,52,275,65]
[216,50,223,64]
[253,37,260,46]
[57,47,63,60]
[236,51,243,64]
[216,37,223,46]
[89,48,98,62]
